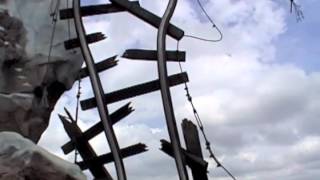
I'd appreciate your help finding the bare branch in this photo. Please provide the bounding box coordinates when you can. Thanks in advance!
[290,0,304,22]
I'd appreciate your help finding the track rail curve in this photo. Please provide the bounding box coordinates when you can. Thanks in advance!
[157,0,189,180]
[72,0,127,180]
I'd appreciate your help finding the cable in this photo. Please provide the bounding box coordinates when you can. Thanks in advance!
[67,0,71,39]
[176,41,236,180]
[40,0,60,106]
[47,17,58,65]
[74,76,82,163]
[41,0,60,106]
[184,25,222,42]
[49,0,60,22]
[46,0,61,77]
[183,0,223,42]
[64,0,81,163]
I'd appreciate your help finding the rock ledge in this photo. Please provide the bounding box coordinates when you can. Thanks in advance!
[0,131,86,180]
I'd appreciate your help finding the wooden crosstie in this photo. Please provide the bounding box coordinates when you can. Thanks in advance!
[161,119,209,180]
[59,108,147,180]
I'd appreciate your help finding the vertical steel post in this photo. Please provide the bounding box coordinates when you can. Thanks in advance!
[157,0,189,180]
[72,1,126,180]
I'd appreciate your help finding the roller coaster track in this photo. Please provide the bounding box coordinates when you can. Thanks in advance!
[59,0,206,179]
[156,0,188,179]
[72,0,126,179]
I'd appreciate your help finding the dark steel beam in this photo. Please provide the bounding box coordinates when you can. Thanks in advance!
[160,140,208,169]
[62,103,133,154]
[64,32,106,50]
[59,115,113,179]
[157,0,188,179]
[73,1,126,180]
[77,143,148,170]
[80,72,188,110]
[109,0,184,40]
[122,49,185,62]
[79,55,118,79]
[60,2,140,19]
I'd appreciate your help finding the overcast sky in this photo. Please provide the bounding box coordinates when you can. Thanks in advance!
[37,0,320,179]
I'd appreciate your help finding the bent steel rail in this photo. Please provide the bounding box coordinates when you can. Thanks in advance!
[72,0,127,180]
[157,0,189,180]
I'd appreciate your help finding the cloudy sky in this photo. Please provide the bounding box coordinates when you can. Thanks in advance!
[37,0,320,179]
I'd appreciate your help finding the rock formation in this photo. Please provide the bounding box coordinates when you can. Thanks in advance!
[0,131,86,180]
[0,0,83,143]
[0,1,88,179]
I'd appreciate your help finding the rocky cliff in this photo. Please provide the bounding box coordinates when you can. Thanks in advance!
[0,0,83,143]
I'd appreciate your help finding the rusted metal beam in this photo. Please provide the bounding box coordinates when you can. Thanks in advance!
[77,143,148,170]
[109,0,184,40]
[79,55,118,79]
[62,103,133,154]
[122,49,185,62]
[160,140,208,169]
[64,32,106,50]
[81,72,188,110]
[60,2,140,19]
[182,119,208,180]
[59,115,113,179]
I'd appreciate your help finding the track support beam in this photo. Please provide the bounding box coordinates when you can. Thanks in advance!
[59,115,113,179]
[109,0,184,40]
[62,103,133,154]
[81,72,188,110]
[79,55,118,79]
[122,49,185,62]
[77,143,148,170]
[64,32,106,50]
[60,2,140,19]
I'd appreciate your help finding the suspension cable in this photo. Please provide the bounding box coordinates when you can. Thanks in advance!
[176,41,236,180]
[74,76,82,163]
[183,0,223,42]
[67,0,72,40]
[41,0,61,106]
[47,0,61,73]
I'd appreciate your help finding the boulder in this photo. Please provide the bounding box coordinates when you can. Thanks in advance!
[0,131,87,180]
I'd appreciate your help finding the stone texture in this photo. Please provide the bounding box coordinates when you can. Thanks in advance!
[0,0,83,143]
[0,131,87,180]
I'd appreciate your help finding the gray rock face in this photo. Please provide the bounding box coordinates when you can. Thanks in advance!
[0,131,87,180]
[0,0,83,142]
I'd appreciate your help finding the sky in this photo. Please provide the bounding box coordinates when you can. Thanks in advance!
[36,0,320,180]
